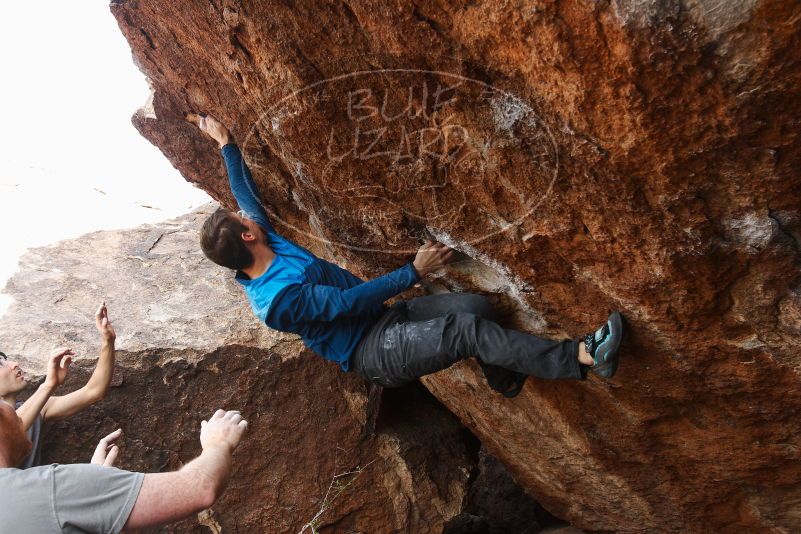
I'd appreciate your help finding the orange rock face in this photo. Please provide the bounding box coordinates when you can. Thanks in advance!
[110,1,801,531]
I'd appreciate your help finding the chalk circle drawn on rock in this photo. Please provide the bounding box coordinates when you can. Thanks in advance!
[241,69,560,254]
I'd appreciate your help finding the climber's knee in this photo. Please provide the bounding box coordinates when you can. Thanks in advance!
[441,311,482,357]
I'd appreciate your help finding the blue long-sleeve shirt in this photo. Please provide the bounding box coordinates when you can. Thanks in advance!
[222,144,420,370]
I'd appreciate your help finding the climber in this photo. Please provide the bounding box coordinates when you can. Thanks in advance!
[192,115,624,396]
[0,400,248,533]
[0,303,117,467]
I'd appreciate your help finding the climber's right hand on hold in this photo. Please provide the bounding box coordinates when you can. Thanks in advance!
[412,240,454,276]
[187,113,232,148]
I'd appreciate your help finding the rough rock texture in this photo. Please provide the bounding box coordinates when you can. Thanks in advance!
[0,209,480,533]
[109,1,801,531]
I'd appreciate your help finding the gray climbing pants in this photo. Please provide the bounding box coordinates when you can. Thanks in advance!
[350,293,583,388]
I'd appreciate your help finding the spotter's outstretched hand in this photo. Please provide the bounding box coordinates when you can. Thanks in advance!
[43,348,74,390]
[95,302,116,343]
[200,409,248,453]
[91,428,122,467]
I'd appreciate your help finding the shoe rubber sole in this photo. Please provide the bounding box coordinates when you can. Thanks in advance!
[592,311,624,378]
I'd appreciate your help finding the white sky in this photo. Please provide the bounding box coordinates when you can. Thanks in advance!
[0,2,211,317]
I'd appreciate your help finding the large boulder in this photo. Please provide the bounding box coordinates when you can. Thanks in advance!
[0,208,483,533]
[107,1,801,531]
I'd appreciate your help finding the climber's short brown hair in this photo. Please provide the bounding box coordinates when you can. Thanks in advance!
[200,208,254,270]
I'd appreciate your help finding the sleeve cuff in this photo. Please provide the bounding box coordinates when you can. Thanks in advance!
[407,262,422,283]
[220,143,239,156]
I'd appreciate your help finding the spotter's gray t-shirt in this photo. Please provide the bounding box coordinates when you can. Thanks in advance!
[15,401,42,469]
[0,463,144,534]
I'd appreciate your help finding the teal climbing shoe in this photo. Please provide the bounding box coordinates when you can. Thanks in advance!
[583,311,624,378]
